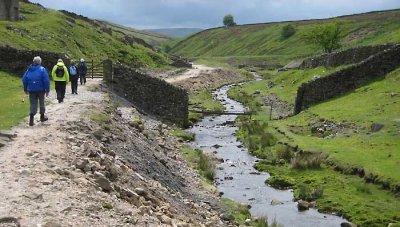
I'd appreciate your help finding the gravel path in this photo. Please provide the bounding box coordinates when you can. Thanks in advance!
[165,65,214,84]
[0,80,111,226]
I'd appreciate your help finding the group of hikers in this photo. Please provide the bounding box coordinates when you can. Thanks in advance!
[22,56,88,126]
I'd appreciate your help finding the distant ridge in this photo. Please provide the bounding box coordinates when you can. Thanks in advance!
[144,28,204,38]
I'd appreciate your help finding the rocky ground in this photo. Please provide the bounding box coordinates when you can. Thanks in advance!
[0,79,234,227]
[149,65,247,93]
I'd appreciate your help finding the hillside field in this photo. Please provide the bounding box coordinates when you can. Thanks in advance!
[170,9,400,66]
[0,1,170,67]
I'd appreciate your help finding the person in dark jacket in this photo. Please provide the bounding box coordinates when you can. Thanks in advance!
[69,60,79,94]
[22,56,50,126]
[77,58,88,85]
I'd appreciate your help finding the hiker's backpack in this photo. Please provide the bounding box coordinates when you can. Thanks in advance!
[70,66,77,76]
[55,66,64,78]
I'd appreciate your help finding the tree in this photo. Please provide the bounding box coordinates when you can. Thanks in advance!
[302,22,343,53]
[223,14,236,27]
[281,24,296,39]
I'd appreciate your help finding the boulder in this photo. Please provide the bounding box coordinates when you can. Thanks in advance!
[94,172,112,192]
[0,138,8,147]
[220,213,233,221]
[0,130,17,139]
[371,123,384,132]
[75,159,90,172]
[134,187,147,196]
[297,200,309,211]
[340,222,357,227]
[271,199,283,206]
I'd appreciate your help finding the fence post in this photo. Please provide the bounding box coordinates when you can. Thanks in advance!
[91,59,94,79]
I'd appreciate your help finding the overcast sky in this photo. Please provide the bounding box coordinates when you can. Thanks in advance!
[31,0,400,29]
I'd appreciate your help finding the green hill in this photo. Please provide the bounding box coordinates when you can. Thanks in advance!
[0,1,169,67]
[170,9,400,66]
[143,28,203,38]
[97,20,173,47]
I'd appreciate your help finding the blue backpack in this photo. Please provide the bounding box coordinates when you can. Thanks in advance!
[70,66,77,76]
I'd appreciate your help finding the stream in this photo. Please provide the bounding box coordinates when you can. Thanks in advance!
[187,84,348,227]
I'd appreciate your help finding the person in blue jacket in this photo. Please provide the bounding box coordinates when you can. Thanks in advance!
[22,56,50,126]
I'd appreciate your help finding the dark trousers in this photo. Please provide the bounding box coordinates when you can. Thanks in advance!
[29,92,45,115]
[80,74,87,85]
[55,81,66,102]
[70,76,79,93]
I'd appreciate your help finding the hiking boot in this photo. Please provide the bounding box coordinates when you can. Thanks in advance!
[29,114,34,126]
[40,114,48,122]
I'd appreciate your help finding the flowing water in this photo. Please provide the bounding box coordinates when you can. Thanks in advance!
[188,84,347,227]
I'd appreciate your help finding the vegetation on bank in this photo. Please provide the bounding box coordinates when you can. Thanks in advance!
[170,9,400,66]
[0,71,28,130]
[188,67,252,123]
[0,2,170,67]
[179,146,216,183]
[226,66,400,226]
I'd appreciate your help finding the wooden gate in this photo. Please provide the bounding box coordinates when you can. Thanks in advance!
[89,60,104,79]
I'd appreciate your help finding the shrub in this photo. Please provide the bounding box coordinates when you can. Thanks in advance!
[297,184,324,201]
[281,24,296,39]
[355,183,372,194]
[197,149,216,182]
[275,145,293,162]
[291,152,324,169]
[129,116,144,132]
[254,217,268,227]
[172,129,195,141]
[90,112,111,124]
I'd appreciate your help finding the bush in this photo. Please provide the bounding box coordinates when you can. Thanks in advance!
[281,24,296,39]
[129,116,144,132]
[297,184,324,201]
[355,183,372,194]
[172,129,195,141]
[266,175,295,189]
[197,149,216,182]
[291,152,324,169]
[275,145,293,162]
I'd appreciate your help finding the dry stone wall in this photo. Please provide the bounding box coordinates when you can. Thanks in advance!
[0,0,19,21]
[295,44,400,114]
[104,63,189,126]
[299,44,395,69]
[0,46,68,76]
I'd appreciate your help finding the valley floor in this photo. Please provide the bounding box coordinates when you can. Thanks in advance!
[0,79,230,226]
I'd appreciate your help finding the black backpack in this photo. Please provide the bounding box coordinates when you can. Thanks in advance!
[55,66,64,78]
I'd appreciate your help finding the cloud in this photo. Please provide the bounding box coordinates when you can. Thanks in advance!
[30,0,400,29]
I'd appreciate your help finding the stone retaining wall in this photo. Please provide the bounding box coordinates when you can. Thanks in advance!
[104,62,189,126]
[299,44,395,69]
[0,46,68,76]
[295,44,400,114]
[0,0,19,21]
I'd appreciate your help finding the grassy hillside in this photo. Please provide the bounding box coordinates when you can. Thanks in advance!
[144,28,203,38]
[0,1,169,67]
[170,9,400,66]
[98,20,173,47]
